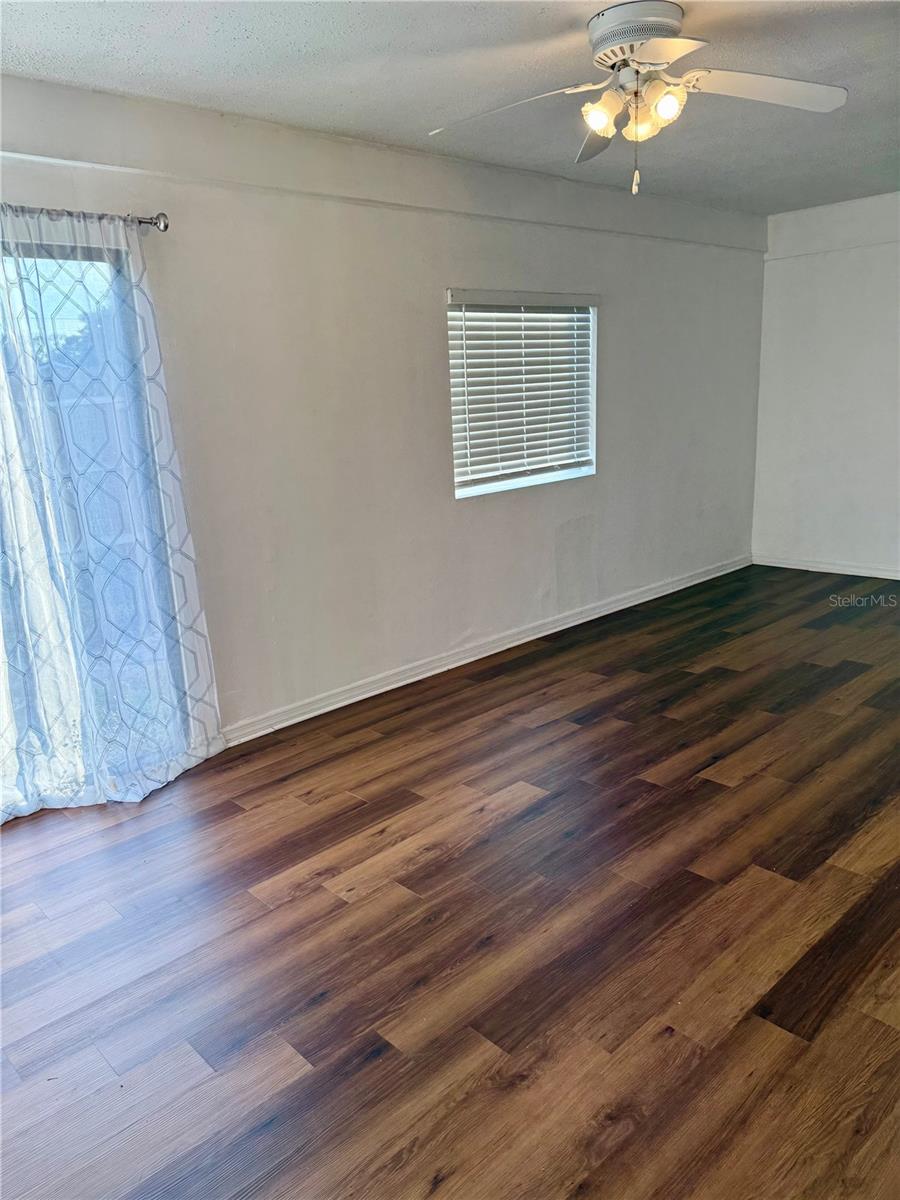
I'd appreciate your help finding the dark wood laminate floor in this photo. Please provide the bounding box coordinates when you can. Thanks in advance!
[2,565,899,1200]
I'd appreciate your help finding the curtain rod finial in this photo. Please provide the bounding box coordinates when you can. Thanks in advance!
[154,213,169,232]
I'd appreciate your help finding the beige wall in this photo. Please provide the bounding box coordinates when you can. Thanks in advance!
[1,77,767,740]
[753,194,900,578]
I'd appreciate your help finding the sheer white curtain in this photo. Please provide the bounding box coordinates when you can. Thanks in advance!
[0,204,223,823]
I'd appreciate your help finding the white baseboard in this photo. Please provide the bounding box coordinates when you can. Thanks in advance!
[752,553,900,580]
[222,554,752,747]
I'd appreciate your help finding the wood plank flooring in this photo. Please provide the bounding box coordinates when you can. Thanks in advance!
[2,565,898,1199]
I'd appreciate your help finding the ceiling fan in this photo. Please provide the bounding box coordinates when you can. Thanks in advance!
[429,1,848,194]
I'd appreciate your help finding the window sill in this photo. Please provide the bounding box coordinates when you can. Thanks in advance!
[454,463,595,499]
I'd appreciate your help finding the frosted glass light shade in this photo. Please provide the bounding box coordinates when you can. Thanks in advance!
[581,89,626,135]
[642,80,688,127]
[621,101,662,142]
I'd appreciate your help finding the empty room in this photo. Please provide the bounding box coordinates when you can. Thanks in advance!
[1,1,898,1197]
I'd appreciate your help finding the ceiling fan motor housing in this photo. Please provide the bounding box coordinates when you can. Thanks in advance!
[588,1,683,68]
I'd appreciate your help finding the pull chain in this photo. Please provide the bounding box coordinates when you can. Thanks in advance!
[632,136,640,195]
[631,68,641,195]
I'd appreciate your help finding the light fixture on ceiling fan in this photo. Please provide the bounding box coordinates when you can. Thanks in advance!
[429,1,848,195]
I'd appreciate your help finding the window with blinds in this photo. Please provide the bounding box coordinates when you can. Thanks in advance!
[448,291,597,498]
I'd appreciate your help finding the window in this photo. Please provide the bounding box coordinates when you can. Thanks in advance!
[447,289,597,498]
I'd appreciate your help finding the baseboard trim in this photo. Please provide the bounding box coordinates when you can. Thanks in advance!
[751,554,900,580]
[222,554,752,746]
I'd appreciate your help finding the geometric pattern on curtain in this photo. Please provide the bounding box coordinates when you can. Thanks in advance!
[0,204,223,823]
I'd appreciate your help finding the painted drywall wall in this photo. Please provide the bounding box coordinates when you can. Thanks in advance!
[753,194,900,578]
[1,77,766,739]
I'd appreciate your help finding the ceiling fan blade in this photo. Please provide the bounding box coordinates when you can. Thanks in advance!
[682,68,847,112]
[428,74,612,136]
[632,36,708,67]
[575,129,612,163]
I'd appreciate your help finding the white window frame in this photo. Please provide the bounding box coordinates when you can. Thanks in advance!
[447,288,598,499]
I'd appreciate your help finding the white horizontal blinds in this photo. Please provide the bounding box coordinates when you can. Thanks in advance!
[449,303,594,490]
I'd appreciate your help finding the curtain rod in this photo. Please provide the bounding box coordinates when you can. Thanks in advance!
[130,212,169,232]
[2,202,171,232]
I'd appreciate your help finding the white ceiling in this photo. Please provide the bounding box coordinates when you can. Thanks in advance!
[2,1,898,214]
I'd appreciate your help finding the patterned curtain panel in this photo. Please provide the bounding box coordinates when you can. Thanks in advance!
[0,205,223,823]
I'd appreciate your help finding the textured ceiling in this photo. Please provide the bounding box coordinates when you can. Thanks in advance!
[2,1,898,214]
